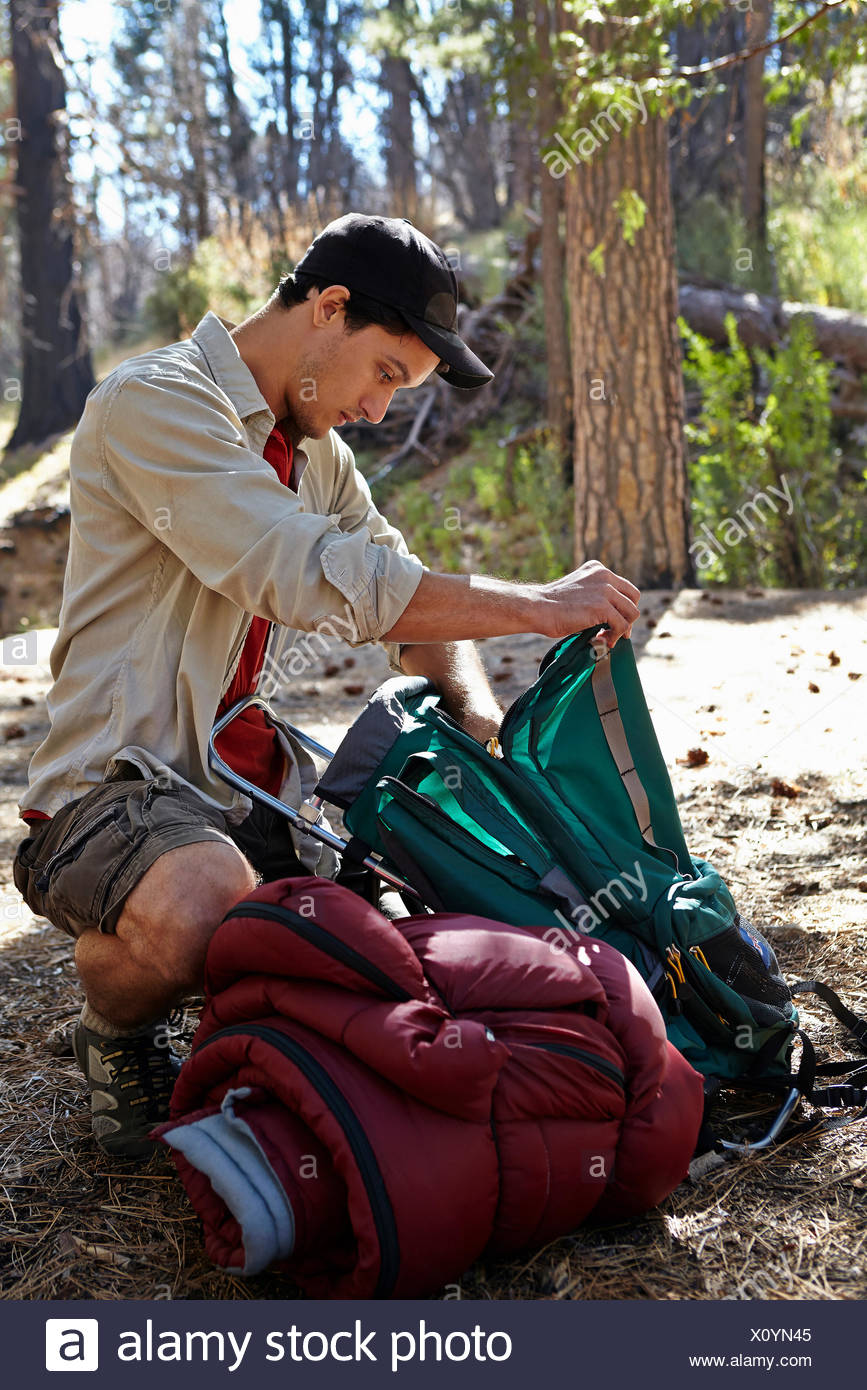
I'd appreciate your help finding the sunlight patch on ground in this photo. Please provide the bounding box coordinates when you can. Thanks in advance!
[0,437,72,526]
[638,591,867,787]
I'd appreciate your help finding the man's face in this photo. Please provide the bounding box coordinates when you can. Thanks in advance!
[286,291,442,440]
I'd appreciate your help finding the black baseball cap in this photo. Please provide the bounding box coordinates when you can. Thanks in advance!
[293,214,494,391]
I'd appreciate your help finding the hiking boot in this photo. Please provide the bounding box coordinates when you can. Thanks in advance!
[72,1017,183,1158]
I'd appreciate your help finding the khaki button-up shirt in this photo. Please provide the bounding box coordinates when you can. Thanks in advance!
[19,311,425,849]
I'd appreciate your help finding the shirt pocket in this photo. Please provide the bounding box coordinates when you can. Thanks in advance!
[319,532,377,606]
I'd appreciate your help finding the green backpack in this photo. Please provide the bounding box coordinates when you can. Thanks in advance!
[318,628,798,1086]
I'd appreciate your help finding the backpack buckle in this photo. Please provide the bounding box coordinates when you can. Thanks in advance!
[665,946,685,1010]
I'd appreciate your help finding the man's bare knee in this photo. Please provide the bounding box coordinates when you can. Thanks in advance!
[114,840,257,991]
[119,839,256,924]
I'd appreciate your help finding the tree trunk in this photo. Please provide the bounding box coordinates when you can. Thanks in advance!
[380,0,417,217]
[382,61,417,217]
[6,0,94,454]
[678,280,867,372]
[460,73,501,229]
[741,0,771,248]
[678,278,867,419]
[305,0,328,201]
[272,0,298,202]
[214,0,254,241]
[507,0,535,208]
[564,91,693,586]
[670,11,744,215]
[535,0,570,459]
[412,80,475,226]
[178,0,211,244]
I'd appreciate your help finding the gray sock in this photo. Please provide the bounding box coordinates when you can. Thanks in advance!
[79,1001,156,1039]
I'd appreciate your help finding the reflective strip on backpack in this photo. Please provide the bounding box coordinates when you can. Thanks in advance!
[590,651,659,849]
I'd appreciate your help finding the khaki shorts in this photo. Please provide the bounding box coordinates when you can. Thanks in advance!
[11,772,307,940]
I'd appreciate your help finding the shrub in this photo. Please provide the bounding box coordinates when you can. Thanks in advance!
[144,229,283,340]
[681,312,867,587]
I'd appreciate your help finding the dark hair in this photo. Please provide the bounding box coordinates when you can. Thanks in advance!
[277,270,409,337]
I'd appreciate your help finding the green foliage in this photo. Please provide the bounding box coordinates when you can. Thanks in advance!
[614,188,647,245]
[506,440,575,581]
[675,192,769,291]
[384,481,464,573]
[543,0,866,180]
[588,241,606,277]
[366,0,501,77]
[457,227,512,303]
[769,156,867,314]
[681,312,867,587]
[144,235,276,340]
[383,425,573,584]
[675,99,867,304]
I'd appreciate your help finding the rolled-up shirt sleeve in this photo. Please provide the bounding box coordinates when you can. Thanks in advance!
[100,368,425,645]
[321,430,427,671]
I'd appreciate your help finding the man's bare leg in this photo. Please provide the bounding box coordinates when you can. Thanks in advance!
[71,839,259,1155]
[75,839,258,1031]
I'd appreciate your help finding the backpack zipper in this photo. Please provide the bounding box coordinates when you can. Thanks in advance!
[197,1022,400,1297]
[686,946,730,1025]
[673,946,739,1044]
[222,900,413,1002]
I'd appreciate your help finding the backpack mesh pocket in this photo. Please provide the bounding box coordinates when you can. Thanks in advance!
[698,914,791,1012]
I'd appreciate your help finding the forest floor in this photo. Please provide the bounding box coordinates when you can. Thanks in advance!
[1,585,866,1301]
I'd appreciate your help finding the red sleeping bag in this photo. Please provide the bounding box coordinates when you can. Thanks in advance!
[155,876,704,1298]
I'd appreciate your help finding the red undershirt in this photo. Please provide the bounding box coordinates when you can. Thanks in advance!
[23,427,294,824]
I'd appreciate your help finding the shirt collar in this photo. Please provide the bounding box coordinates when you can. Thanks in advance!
[191,310,311,485]
[191,311,274,425]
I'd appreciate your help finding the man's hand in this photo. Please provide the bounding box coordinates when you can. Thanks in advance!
[456,708,502,745]
[537,560,640,647]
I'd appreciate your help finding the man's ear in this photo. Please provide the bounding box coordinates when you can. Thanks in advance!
[313,284,351,326]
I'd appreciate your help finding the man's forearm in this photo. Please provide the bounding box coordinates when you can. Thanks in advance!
[383,559,642,744]
[381,562,641,649]
[383,571,539,644]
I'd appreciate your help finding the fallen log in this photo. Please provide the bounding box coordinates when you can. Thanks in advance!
[678,279,867,380]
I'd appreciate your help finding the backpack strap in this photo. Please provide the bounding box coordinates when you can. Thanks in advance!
[694,985,867,1160]
[790,1030,867,1129]
[791,979,867,1052]
[786,980,867,1124]
[703,1028,867,1161]
[590,652,659,851]
[590,650,684,874]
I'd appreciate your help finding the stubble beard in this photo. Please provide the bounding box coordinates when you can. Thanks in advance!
[288,340,343,441]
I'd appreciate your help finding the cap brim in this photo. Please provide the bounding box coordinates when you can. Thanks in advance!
[400,312,494,391]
